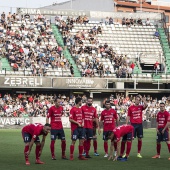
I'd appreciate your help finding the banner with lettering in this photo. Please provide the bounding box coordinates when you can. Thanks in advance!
[17,8,161,20]
[0,77,52,88]
[53,78,107,89]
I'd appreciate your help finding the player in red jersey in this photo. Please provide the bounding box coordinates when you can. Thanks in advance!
[152,102,170,159]
[69,97,88,161]
[81,97,101,158]
[22,123,51,165]
[108,124,134,162]
[100,100,119,158]
[126,95,147,158]
[46,98,67,160]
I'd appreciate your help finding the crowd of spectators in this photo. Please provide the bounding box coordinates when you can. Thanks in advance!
[1,92,170,123]
[102,93,170,122]
[0,12,71,76]
[56,15,136,78]
[122,17,152,27]
[0,11,157,78]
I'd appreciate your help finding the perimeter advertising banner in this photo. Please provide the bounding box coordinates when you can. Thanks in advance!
[17,8,161,20]
[0,77,52,88]
[17,8,90,17]
[53,78,107,89]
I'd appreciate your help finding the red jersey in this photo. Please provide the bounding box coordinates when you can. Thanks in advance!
[22,123,44,140]
[69,106,84,131]
[128,105,145,124]
[157,111,170,130]
[100,108,118,131]
[81,105,97,129]
[113,125,134,142]
[47,105,63,129]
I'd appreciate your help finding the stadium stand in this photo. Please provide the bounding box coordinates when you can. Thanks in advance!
[0,11,169,79]
[54,15,166,78]
[0,14,72,77]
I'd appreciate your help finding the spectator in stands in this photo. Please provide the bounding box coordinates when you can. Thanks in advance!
[154,31,159,39]
[83,15,89,24]
[109,17,113,25]
[154,61,159,75]
[85,67,91,77]
[122,17,126,25]
[125,18,130,27]
[130,17,134,25]
[70,64,74,77]
[105,66,111,77]
[97,26,102,34]
[137,18,142,25]
[145,18,151,26]
[130,62,135,74]
[127,66,132,78]
[105,17,109,25]
[7,12,12,21]
[121,66,127,78]
[97,63,104,77]
[13,63,18,71]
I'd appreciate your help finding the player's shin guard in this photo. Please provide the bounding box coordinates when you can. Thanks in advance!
[61,140,66,157]
[157,143,161,155]
[104,141,108,154]
[50,140,55,157]
[166,143,170,153]
[86,140,91,156]
[93,139,97,153]
[24,145,29,161]
[79,145,83,157]
[35,145,41,160]
[120,141,126,156]
[70,145,74,155]
[126,141,132,157]
[138,140,142,153]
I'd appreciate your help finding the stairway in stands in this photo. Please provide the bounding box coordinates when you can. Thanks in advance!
[51,24,81,77]
[0,57,12,71]
[158,28,170,74]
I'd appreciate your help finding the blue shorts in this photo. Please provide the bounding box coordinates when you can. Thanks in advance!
[122,132,133,141]
[51,129,65,140]
[103,131,112,141]
[22,132,40,143]
[131,123,143,138]
[71,127,85,140]
[84,128,93,139]
[157,128,169,142]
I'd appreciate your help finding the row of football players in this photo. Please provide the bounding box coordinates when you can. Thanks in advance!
[21,95,170,165]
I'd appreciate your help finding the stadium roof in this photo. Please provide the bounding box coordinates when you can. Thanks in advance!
[115,0,170,11]
[42,0,114,12]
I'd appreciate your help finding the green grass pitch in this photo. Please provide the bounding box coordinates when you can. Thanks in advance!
[0,128,170,170]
